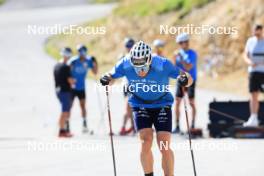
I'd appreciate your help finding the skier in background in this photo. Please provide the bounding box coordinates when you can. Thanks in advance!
[54,47,75,137]
[119,37,136,135]
[68,44,98,133]
[152,39,166,57]
[173,33,198,133]
[243,24,264,127]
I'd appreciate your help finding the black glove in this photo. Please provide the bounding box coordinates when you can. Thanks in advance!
[100,74,111,86]
[91,56,97,64]
[177,73,189,87]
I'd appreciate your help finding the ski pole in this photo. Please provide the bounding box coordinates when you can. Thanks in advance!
[209,108,245,123]
[182,87,197,176]
[105,85,117,176]
[94,79,107,133]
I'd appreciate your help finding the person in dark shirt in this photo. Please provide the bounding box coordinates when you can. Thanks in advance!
[54,47,75,137]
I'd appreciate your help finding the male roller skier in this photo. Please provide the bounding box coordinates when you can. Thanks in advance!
[68,44,98,133]
[100,41,193,176]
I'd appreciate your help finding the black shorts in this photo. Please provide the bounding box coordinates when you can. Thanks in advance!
[72,90,86,100]
[132,106,172,132]
[249,72,264,92]
[176,81,196,99]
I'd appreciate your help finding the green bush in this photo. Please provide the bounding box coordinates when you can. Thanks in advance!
[0,0,5,5]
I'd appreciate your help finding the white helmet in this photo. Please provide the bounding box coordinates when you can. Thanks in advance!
[130,41,152,67]
[176,33,189,43]
[153,39,165,48]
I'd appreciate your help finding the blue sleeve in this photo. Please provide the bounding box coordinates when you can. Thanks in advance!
[110,59,125,79]
[67,57,75,66]
[87,58,94,69]
[184,50,197,65]
[165,59,180,79]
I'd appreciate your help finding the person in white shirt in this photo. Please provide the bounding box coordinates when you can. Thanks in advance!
[243,24,264,127]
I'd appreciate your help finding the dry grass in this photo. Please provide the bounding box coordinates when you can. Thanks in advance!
[198,69,248,96]
[45,0,264,95]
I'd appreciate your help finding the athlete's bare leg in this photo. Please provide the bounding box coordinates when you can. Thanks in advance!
[175,97,182,129]
[250,92,259,114]
[139,128,154,174]
[59,112,69,130]
[189,98,196,128]
[156,131,174,176]
[120,99,134,134]
[79,99,87,118]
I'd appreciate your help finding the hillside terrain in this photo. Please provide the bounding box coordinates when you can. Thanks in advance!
[46,0,264,95]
